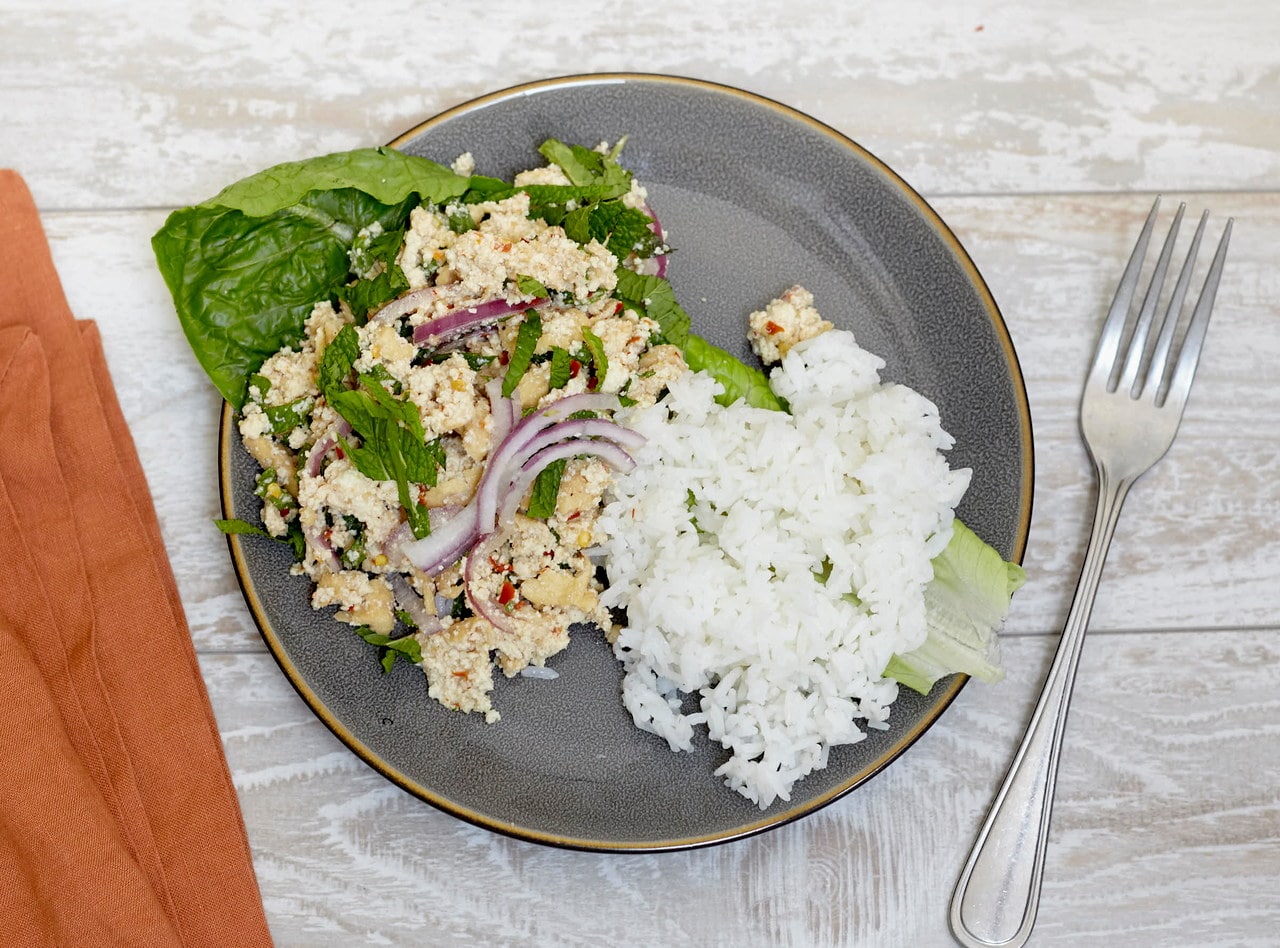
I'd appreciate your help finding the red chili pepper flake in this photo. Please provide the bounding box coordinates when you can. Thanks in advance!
[765,320,785,335]
[586,375,598,391]
[452,670,469,679]
[498,580,516,605]
[335,446,345,460]
[489,555,512,573]
[566,510,581,521]
[499,350,510,366]
[569,358,581,378]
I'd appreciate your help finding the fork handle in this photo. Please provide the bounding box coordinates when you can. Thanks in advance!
[949,471,1132,948]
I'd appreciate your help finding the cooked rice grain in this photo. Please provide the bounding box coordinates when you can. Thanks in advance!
[597,330,970,807]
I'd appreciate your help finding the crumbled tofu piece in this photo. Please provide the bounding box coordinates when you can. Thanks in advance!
[747,285,833,364]
[312,570,396,635]
[297,456,402,551]
[451,152,476,176]
[521,567,599,614]
[403,353,481,439]
[417,618,501,723]
[585,315,654,392]
[627,344,689,407]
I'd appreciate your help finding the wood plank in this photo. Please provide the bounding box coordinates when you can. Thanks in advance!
[34,192,1280,650]
[4,1,1280,210]
[202,629,1280,946]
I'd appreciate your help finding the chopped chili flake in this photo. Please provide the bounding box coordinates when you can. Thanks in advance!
[452,670,469,679]
[489,555,512,573]
[586,375,598,391]
[498,580,516,605]
[613,301,624,314]
[765,320,785,335]
[499,350,510,366]
[566,510,581,521]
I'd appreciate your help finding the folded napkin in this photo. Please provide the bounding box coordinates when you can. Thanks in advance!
[0,171,273,946]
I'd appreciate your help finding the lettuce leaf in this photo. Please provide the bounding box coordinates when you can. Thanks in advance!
[152,147,470,408]
[885,519,1026,694]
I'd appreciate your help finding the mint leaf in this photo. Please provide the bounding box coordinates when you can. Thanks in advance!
[263,396,314,435]
[502,310,543,397]
[318,323,359,400]
[548,346,572,390]
[328,373,443,539]
[613,269,690,346]
[214,517,305,560]
[355,626,424,673]
[526,458,568,519]
[515,274,550,299]
[580,326,608,388]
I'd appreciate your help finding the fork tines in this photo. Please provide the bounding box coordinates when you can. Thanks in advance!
[1093,196,1233,408]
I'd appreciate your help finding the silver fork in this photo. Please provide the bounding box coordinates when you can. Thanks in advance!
[949,197,1233,948]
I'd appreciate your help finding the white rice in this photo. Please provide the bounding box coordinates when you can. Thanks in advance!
[596,329,971,808]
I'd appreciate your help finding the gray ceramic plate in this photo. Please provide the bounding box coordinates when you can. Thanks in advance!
[220,74,1033,851]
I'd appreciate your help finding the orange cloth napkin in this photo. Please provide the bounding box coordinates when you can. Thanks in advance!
[0,171,273,946]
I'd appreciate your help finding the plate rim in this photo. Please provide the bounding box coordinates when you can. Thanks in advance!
[219,71,1034,852]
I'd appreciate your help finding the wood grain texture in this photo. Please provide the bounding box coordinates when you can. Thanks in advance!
[204,630,1280,947]
[3,0,1280,212]
[6,2,1279,944]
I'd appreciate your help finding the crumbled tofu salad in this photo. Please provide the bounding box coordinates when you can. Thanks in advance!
[154,137,1023,730]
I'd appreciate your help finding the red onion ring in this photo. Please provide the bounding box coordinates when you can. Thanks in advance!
[642,201,668,278]
[485,377,517,448]
[398,503,482,575]
[387,572,443,636]
[367,284,476,325]
[498,438,637,525]
[462,533,519,634]
[474,393,623,531]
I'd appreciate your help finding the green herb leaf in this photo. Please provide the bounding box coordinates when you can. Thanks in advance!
[580,326,609,388]
[328,373,443,539]
[214,517,305,560]
[515,274,550,299]
[502,310,543,397]
[263,396,314,436]
[336,226,411,320]
[354,626,424,673]
[526,458,568,520]
[318,323,360,399]
[548,346,572,390]
[612,269,690,347]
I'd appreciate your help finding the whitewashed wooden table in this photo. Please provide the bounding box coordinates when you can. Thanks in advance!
[5,2,1278,945]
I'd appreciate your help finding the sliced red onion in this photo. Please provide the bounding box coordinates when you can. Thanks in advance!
[642,201,668,279]
[474,393,624,531]
[462,533,519,634]
[398,503,482,575]
[304,420,352,478]
[304,520,342,573]
[411,296,553,348]
[367,284,476,325]
[387,572,443,636]
[306,437,334,478]
[485,377,517,448]
[498,438,637,525]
